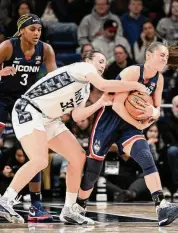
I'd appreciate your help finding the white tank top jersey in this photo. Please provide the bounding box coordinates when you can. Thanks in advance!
[22,62,97,118]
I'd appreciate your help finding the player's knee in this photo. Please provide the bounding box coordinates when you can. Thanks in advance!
[32,157,49,170]
[70,149,86,169]
[130,139,157,176]
[80,157,104,191]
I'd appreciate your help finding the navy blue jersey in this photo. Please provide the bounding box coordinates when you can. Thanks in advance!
[0,37,43,99]
[116,64,158,96]
[89,64,160,158]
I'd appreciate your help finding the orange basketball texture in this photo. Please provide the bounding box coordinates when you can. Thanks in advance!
[125,91,154,120]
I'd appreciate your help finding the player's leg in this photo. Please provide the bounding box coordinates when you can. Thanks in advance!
[0,129,49,223]
[77,108,118,212]
[28,173,53,222]
[48,129,95,224]
[121,132,178,226]
[0,98,11,135]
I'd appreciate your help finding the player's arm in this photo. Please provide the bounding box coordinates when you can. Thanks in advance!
[72,93,113,122]
[85,66,147,93]
[43,43,57,72]
[152,73,164,119]
[138,74,164,120]
[0,40,16,76]
[112,92,144,130]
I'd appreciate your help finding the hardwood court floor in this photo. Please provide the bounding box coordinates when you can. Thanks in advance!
[0,201,178,233]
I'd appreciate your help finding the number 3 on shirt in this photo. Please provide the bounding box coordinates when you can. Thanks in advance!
[20,73,28,86]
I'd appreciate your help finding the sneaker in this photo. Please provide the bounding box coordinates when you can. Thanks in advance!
[59,203,94,225]
[28,205,53,222]
[74,203,86,216]
[157,199,178,226]
[173,191,178,198]
[162,187,171,198]
[0,197,24,223]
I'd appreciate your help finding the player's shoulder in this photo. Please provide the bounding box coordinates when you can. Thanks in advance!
[119,65,141,80]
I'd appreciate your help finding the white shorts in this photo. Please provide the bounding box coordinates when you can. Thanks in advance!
[12,99,69,141]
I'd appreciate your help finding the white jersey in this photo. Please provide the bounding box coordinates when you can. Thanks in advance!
[21,62,97,118]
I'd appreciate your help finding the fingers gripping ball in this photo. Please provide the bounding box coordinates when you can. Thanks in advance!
[125,91,153,121]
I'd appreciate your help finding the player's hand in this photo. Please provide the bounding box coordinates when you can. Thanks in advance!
[136,117,154,130]
[0,66,16,76]
[99,93,114,106]
[137,104,154,119]
[135,83,147,93]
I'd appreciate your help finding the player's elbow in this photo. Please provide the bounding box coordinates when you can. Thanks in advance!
[72,112,82,123]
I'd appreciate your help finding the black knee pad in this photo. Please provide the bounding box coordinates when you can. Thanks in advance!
[130,139,157,176]
[80,157,104,191]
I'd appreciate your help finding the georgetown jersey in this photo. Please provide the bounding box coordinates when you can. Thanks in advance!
[0,37,43,98]
[21,62,97,118]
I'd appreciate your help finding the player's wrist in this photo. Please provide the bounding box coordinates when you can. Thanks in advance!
[151,106,159,118]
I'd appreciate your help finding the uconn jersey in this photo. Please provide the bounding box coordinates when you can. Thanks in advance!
[0,37,43,98]
[116,64,158,96]
[16,62,96,121]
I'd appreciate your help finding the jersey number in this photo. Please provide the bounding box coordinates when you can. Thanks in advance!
[20,74,28,86]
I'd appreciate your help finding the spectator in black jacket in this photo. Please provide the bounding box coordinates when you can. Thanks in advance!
[159,95,178,186]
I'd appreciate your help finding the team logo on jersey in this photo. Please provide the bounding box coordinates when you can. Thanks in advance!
[13,61,20,64]
[93,140,101,154]
[35,61,41,64]
[35,56,41,60]
[15,57,22,60]
[151,82,156,87]
[12,64,40,72]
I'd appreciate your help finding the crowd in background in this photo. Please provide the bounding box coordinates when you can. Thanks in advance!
[0,0,178,202]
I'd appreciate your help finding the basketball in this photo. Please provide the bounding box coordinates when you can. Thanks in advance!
[125,91,153,121]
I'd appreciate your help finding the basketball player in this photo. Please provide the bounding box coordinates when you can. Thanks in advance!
[0,50,147,224]
[76,42,178,227]
[0,13,57,221]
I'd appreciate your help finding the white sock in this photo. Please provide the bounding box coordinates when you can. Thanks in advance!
[3,187,18,202]
[64,192,77,207]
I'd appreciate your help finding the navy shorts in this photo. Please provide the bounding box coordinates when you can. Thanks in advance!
[89,107,145,160]
[0,97,15,127]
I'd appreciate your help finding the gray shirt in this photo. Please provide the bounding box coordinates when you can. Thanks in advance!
[78,9,123,46]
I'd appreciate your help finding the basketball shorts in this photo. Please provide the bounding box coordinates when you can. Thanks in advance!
[12,98,69,141]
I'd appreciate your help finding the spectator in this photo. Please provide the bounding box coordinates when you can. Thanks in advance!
[157,0,178,45]
[80,44,94,59]
[5,0,34,37]
[133,20,165,63]
[159,96,178,191]
[104,44,134,80]
[0,26,5,43]
[78,0,123,46]
[121,0,147,47]
[72,118,92,151]
[41,1,78,45]
[92,19,132,63]
[142,0,165,26]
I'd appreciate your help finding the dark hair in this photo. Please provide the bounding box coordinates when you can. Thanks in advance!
[14,13,41,36]
[115,44,129,55]
[83,50,106,61]
[141,20,154,31]
[95,0,110,5]
[17,0,33,14]
[129,0,143,4]
[81,44,94,54]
